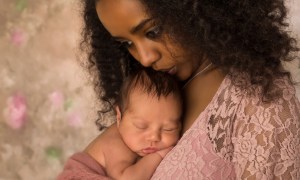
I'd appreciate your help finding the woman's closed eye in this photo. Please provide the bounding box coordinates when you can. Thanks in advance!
[146,26,162,39]
[118,40,133,49]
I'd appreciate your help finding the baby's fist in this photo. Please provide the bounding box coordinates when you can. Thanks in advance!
[156,146,174,158]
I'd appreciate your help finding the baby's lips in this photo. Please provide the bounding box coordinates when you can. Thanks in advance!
[142,147,158,154]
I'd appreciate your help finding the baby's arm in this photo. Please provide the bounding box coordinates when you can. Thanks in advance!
[85,124,173,180]
[106,147,172,180]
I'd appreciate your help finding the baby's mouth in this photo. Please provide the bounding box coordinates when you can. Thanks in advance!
[142,147,158,154]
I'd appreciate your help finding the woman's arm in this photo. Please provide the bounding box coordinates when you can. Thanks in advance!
[233,84,300,179]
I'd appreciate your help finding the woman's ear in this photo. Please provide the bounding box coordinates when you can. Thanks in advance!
[115,106,122,128]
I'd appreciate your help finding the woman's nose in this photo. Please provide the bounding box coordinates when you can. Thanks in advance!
[133,43,160,67]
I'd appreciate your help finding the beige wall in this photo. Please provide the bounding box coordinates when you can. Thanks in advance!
[0,1,100,179]
[288,0,300,98]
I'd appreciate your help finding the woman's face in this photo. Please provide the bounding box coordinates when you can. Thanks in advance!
[96,0,200,81]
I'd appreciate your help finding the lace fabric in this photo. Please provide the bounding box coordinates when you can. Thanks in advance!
[151,76,300,180]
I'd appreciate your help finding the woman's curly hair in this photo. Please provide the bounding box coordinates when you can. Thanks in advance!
[80,0,298,129]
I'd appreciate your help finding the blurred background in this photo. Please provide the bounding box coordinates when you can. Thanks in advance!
[0,1,100,180]
[0,0,299,180]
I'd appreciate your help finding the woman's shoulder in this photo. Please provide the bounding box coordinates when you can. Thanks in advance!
[273,76,298,100]
[241,75,298,110]
[230,76,300,179]
[229,76,300,147]
[233,75,299,122]
[218,74,298,105]
[207,74,300,149]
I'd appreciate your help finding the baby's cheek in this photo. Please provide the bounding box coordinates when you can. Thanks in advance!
[166,134,180,146]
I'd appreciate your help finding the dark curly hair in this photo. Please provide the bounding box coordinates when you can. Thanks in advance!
[117,67,182,114]
[80,0,298,129]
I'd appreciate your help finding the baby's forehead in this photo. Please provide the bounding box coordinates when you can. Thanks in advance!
[119,69,182,111]
[124,88,181,113]
[127,86,178,101]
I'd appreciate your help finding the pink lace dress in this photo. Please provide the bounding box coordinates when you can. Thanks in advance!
[152,76,300,180]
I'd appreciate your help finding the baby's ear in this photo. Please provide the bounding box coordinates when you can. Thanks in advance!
[115,106,122,127]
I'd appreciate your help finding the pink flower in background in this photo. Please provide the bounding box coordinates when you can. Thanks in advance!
[48,91,64,109]
[10,29,25,46]
[4,93,27,130]
[67,112,82,127]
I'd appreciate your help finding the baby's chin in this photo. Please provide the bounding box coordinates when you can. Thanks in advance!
[136,151,146,157]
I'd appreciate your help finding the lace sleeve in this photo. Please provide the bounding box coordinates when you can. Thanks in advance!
[232,82,300,179]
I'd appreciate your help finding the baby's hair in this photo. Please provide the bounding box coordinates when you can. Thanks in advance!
[116,67,182,114]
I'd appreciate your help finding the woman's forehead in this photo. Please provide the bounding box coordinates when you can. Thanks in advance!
[96,0,148,36]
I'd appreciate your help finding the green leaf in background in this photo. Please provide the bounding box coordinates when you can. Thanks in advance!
[64,98,73,111]
[15,0,27,12]
[45,146,62,160]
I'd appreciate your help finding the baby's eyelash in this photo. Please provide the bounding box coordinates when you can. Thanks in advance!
[163,128,176,131]
[134,123,147,129]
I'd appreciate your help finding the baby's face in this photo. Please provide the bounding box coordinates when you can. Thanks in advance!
[117,88,181,156]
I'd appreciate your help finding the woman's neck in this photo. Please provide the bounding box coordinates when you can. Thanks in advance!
[181,67,225,133]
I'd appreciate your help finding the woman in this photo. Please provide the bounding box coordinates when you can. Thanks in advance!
[63,0,300,179]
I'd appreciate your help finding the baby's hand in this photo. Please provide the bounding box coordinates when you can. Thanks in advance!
[156,146,174,159]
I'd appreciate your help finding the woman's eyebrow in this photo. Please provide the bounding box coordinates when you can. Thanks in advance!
[130,18,153,34]
[112,18,153,40]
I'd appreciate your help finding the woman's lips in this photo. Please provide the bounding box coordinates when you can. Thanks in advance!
[168,66,177,75]
[159,66,177,75]
[142,147,158,154]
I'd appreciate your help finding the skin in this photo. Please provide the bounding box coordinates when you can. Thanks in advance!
[85,87,181,180]
[96,0,202,81]
[82,1,299,179]
[116,88,181,157]
[86,1,225,178]
[95,0,225,132]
